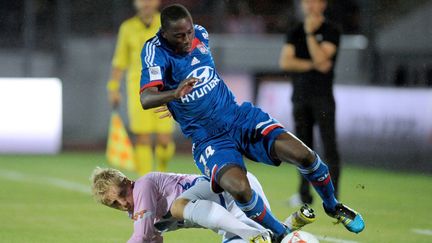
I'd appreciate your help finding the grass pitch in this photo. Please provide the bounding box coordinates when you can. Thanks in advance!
[0,152,431,243]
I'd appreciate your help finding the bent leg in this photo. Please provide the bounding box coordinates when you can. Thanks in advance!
[272,132,315,167]
[217,166,286,237]
[273,132,338,210]
[171,179,264,241]
[192,136,286,237]
[172,198,263,241]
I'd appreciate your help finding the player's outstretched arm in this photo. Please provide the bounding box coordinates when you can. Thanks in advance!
[140,78,199,109]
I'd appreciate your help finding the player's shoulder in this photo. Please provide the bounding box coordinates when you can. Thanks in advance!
[135,172,159,187]
[142,36,165,63]
[134,173,162,195]
[136,172,180,184]
[144,35,162,48]
[194,24,208,32]
[194,24,209,40]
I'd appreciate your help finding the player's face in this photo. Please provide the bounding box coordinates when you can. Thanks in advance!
[134,0,160,17]
[107,181,134,211]
[301,0,327,16]
[162,17,195,54]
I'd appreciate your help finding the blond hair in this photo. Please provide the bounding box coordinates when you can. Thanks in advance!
[90,167,127,205]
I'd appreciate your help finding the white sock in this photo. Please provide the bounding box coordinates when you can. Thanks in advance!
[183,199,263,240]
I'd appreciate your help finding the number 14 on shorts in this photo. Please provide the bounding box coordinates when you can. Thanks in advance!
[199,146,215,176]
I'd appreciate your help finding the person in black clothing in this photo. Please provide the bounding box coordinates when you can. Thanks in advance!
[279,0,341,206]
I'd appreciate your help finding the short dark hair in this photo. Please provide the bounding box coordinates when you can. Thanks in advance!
[160,4,192,30]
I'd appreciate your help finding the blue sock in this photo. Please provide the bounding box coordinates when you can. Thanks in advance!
[299,153,338,210]
[235,190,286,237]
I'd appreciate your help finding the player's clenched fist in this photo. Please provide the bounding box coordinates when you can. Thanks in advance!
[174,77,199,99]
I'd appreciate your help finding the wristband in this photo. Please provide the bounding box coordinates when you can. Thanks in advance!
[107,79,121,92]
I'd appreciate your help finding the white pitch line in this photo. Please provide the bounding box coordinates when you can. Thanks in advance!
[0,169,90,194]
[411,228,432,236]
[316,235,359,243]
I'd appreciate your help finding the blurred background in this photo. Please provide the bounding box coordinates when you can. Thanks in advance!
[1,0,431,171]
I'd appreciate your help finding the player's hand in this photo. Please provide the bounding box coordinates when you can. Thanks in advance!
[304,14,324,34]
[174,77,199,99]
[313,60,333,73]
[154,106,172,119]
[108,91,121,109]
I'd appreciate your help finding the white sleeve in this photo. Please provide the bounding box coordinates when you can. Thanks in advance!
[247,172,271,210]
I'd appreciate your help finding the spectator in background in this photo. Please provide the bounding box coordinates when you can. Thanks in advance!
[278,0,341,206]
[107,0,175,175]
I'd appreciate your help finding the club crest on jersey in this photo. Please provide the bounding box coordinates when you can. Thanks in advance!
[180,66,220,103]
[148,66,162,81]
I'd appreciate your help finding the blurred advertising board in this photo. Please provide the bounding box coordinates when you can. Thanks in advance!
[255,80,432,171]
[0,78,62,154]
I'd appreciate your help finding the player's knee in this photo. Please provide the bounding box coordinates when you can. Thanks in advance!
[136,134,151,145]
[275,133,315,167]
[222,178,252,202]
[156,134,172,146]
[217,166,252,202]
[170,198,190,220]
[232,182,252,202]
[293,149,315,167]
[277,144,313,166]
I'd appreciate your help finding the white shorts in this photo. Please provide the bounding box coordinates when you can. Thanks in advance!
[178,172,270,243]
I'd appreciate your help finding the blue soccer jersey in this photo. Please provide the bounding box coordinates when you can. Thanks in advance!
[140,25,238,139]
[140,24,285,182]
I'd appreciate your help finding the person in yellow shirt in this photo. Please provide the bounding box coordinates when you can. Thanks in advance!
[107,0,175,175]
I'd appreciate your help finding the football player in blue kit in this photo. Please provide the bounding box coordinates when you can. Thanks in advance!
[139,4,365,241]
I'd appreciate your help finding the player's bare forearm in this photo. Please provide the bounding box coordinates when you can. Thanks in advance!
[279,57,313,72]
[140,87,177,110]
[140,78,198,109]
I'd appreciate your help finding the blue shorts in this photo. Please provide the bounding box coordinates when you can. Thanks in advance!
[192,102,286,193]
